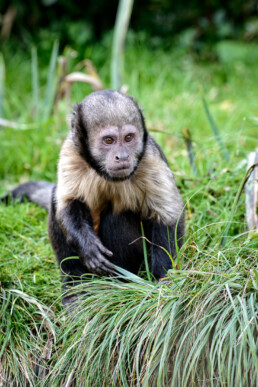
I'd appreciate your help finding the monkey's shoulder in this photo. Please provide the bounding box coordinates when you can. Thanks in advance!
[146,135,168,165]
[136,141,183,223]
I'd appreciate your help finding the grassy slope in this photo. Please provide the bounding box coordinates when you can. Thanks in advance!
[0,38,257,385]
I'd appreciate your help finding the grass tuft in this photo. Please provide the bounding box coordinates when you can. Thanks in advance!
[43,265,257,386]
[0,286,55,385]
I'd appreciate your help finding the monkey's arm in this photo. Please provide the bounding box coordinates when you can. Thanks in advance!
[150,215,184,280]
[57,199,114,275]
[142,140,185,280]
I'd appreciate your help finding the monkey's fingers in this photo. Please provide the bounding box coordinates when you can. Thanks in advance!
[95,240,113,257]
[99,245,113,257]
[88,250,114,274]
[88,257,114,275]
[97,255,114,273]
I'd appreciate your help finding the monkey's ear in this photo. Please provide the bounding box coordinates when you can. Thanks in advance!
[139,104,144,114]
[70,103,80,131]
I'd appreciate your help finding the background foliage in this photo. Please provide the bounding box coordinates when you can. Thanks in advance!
[1,0,258,53]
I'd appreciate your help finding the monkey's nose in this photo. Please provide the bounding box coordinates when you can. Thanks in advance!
[115,150,129,161]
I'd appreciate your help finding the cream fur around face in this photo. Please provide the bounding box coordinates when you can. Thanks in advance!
[56,135,184,226]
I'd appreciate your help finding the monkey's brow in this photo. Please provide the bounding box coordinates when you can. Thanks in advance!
[98,126,119,137]
[121,125,138,133]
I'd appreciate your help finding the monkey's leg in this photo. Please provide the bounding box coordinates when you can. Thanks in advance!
[151,214,184,280]
[98,206,146,275]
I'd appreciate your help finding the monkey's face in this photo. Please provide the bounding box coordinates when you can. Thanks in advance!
[90,124,143,180]
[71,90,148,181]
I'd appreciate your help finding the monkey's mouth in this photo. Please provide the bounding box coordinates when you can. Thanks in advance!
[108,165,132,177]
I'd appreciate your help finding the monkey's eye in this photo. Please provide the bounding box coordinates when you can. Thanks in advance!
[125,134,134,143]
[104,137,114,145]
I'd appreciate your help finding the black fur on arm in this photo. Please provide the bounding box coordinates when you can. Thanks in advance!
[151,213,185,280]
[57,200,114,275]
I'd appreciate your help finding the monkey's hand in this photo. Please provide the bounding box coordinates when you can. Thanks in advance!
[77,233,114,276]
[58,199,114,275]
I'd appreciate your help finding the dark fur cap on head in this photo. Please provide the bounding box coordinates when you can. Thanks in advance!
[70,90,148,178]
[76,90,146,130]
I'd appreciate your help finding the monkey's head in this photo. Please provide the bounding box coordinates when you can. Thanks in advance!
[71,90,148,181]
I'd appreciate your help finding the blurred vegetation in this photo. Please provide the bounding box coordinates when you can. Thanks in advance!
[0,0,258,58]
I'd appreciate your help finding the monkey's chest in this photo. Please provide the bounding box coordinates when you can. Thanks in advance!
[86,180,146,228]
[105,182,145,213]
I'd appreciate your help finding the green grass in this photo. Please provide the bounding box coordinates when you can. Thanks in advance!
[0,36,257,385]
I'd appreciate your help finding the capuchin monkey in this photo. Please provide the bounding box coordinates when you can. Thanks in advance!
[2,90,184,302]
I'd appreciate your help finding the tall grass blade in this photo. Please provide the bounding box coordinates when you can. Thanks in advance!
[0,53,5,119]
[140,221,151,281]
[200,87,230,162]
[31,46,39,120]
[182,127,200,177]
[111,0,134,90]
[114,265,153,286]
[42,40,59,121]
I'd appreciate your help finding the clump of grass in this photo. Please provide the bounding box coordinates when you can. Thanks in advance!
[0,286,55,386]
[44,255,257,386]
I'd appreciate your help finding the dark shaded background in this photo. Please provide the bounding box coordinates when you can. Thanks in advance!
[1,0,258,53]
